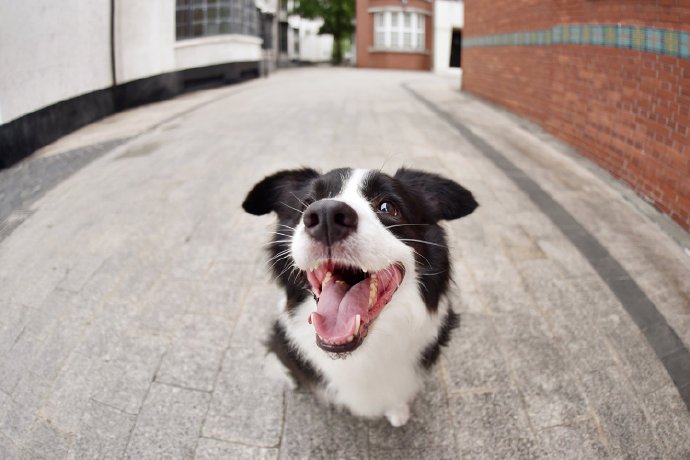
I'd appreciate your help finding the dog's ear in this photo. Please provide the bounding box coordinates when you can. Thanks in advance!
[394,168,478,221]
[243,168,320,216]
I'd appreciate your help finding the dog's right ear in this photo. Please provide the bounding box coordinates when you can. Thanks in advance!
[242,168,320,216]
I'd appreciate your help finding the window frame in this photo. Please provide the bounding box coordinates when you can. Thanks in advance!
[176,0,258,41]
[372,10,427,52]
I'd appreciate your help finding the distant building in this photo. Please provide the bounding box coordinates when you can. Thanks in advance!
[355,0,463,72]
[278,0,335,65]
[433,0,463,75]
[0,0,264,168]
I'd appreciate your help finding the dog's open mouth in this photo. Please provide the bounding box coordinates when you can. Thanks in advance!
[306,260,405,353]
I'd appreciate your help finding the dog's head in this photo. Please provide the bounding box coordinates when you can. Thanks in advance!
[243,168,477,354]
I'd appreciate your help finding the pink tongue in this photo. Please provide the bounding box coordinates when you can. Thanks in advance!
[312,276,370,342]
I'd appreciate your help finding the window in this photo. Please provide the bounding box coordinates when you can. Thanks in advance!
[176,0,258,40]
[373,11,426,51]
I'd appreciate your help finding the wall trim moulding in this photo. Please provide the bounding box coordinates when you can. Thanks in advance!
[463,24,690,60]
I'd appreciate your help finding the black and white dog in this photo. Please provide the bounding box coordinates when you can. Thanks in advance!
[242,168,477,426]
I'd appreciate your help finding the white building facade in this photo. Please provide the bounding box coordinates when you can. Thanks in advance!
[278,0,334,64]
[432,0,463,75]
[0,0,263,167]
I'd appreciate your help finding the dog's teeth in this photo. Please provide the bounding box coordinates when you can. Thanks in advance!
[354,314,361,336]
[361,267,368,273]
[368,275,378,309]
[322,271,332,289]
[347,335,354,343]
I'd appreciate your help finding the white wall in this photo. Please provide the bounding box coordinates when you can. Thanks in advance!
[175,35,263,70]
[287,16,333,62]
[0,0,262,125]
[0,0,113,124]
[298,19,333,62]
[433,0,463,74]
[115,0,176,83]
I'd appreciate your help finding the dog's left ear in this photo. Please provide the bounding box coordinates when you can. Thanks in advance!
[243,168,320,216]
[394,168,478,222]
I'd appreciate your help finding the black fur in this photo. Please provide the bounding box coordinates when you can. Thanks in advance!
[420,309,460,369]
[266,321,322,388]
[393,168,478,221]
[362,169,478,312]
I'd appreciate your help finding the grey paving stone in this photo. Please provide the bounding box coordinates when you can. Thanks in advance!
[67,399,136,460]
[0,388,37,447]
[0,372,55,448]
[535,237,593,278]
[39,351,98,434]
[661,348,690,393]
[10,266,67,310]
[642,384,690,458]
[279,391,368,460]
[450,389,543,459]
[156,314,232,392]
[195,438,278,460]
[497,224,546,261]
[0,432,21,460]
[58,254,105,293]
[580,366,662,458]
[442,313,510,393]
[0,304,31,356]
[0,322,41,395]
[188,260,259,319]
[134,277,199,333]
[125,382,210,460]
[23,419,73,460]
[368,375,454,450]
[229,284,282,349]
[599,315,671,395]
[168,242,217,280]
[91,335,169,415]
[538,419,608,459]
[498,322,587,428]
[513,209,560,239]
[369,446,457,460]
[516,273,618,373]
[203,346,284,447]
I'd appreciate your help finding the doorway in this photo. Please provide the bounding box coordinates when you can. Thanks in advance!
[450,29,462,68]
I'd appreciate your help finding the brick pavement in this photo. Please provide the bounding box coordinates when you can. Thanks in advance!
[0,68,689,459]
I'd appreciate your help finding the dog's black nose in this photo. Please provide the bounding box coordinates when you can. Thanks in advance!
[303,200,358,245]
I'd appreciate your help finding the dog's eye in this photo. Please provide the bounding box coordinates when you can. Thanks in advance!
[378,201,400,217]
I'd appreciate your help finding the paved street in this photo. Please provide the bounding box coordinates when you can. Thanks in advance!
[1,68,690,459]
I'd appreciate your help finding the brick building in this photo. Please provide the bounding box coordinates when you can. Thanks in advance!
[462,1,690,232]
[355,0,434,70]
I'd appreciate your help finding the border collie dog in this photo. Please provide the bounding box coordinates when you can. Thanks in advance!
[242,168,477,426]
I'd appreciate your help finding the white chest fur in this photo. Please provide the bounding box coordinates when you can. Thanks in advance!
[277,275,446,423]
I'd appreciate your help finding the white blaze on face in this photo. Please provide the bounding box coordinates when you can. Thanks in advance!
[290,169,416,274]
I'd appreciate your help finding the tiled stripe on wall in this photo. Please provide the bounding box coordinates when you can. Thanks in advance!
[463,24,690,59]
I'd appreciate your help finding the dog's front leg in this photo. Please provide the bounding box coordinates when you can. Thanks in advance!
[384,403,410,427]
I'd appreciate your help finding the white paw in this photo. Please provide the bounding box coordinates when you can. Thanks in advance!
[385,404,410,427]
[263,352,297,390]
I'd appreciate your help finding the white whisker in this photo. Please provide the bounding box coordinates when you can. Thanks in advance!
[279,201,304,214]
[384,223,430,229]
[398,239,447,248]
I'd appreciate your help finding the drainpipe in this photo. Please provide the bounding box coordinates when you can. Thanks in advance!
[110,0,117,87]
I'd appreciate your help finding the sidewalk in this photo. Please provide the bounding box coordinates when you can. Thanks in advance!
[1,68,689,459]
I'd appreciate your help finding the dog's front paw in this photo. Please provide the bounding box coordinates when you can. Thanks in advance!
[384,404,410,427]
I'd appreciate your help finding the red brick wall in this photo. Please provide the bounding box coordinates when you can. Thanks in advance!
[356,0,432,70]
[463,1,690,232]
